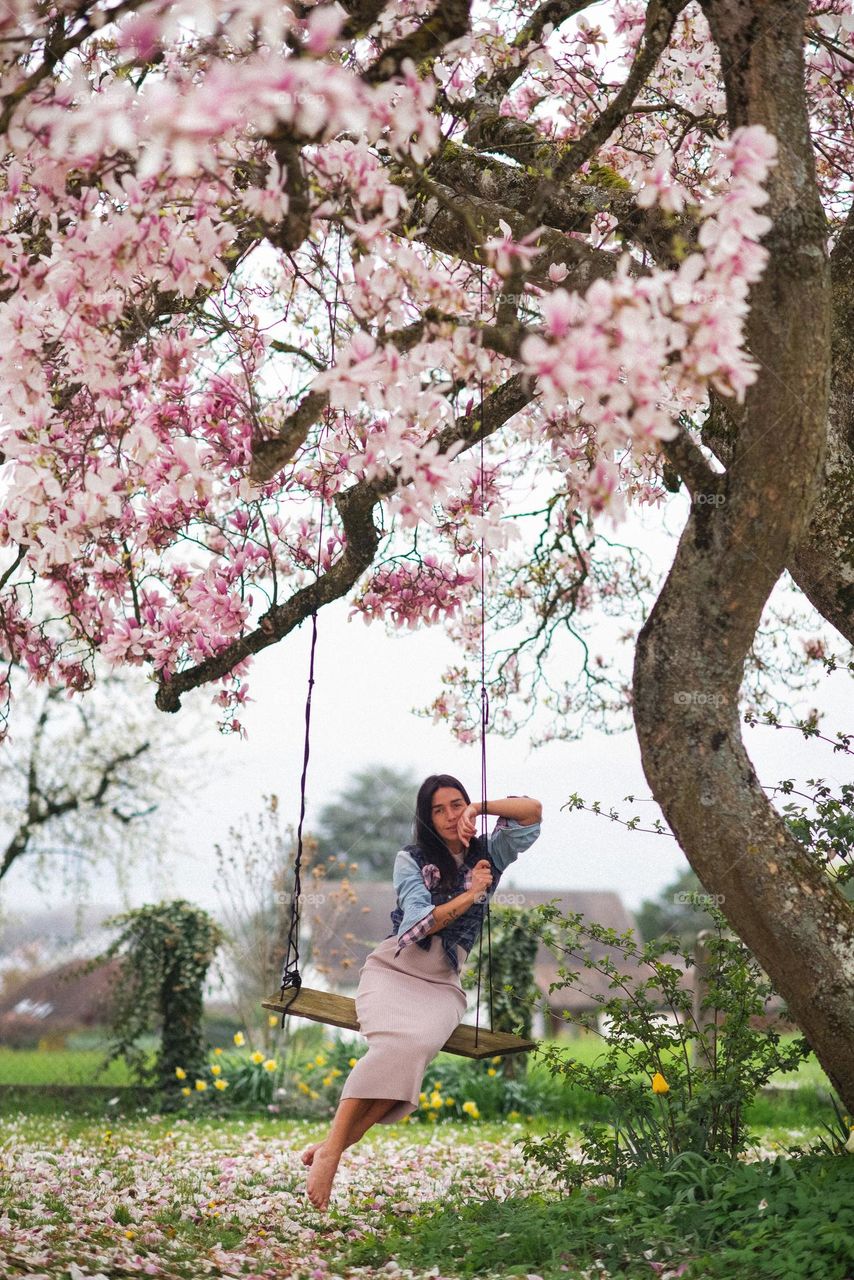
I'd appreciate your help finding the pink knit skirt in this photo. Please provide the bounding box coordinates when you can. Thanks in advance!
[338,933,468,1124]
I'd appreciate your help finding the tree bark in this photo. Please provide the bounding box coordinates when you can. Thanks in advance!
[633,0,854,1109]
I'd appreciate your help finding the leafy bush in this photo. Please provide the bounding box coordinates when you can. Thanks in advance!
[515,903,814,1187]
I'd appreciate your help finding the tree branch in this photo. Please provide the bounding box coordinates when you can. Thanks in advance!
[156,372,534,712]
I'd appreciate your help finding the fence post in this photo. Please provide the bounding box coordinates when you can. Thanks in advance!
[692,929,717,1067]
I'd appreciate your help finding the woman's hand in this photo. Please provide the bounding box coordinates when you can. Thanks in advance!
[458,802,479,848]
[470,859,493,903]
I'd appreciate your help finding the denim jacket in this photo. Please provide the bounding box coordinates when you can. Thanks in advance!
[387,816,542,976]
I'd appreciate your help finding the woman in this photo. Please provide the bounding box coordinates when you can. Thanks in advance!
[304,773,542,1211]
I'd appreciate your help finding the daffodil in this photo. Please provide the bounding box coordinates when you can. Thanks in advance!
[322,1075,332,1087]
[268,1014,279,1027]
[652,1072,670,1094]
[174,1067,187,1080]
[263,1059,277,1072]
[195,1079,208,1092]
[181,1087,191,1097]
[314,1053,327,1067]
[462,1100,480,1118]
[210,1064,222,1076]
[445,1097,455,1106]
[486,1067,497,1077]
[213,1047,223,1056]
[250,1050,264,1065]
[214,1078,229,1091]
[491,1056,501,1064]
[348,1057,358,1068]
[233,1031,246,1047]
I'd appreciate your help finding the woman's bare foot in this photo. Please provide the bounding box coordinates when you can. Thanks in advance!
[306,1146,341,1211]
[300,1140,325,1167]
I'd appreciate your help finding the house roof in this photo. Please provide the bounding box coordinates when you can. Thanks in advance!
[0,956,124,1036]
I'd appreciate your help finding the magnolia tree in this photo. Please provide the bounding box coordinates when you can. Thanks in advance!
[0,0,851,1101]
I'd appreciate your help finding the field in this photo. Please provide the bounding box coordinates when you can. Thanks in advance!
[0,1033,846,1278]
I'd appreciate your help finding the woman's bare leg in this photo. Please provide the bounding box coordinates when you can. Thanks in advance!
[305,1096,403,1211]
[301,1096,401,1165]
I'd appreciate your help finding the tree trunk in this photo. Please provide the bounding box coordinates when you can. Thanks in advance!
[633,0,854,1110]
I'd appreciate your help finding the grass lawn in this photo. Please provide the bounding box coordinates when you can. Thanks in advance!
[2,1109,848,1280]
[0,1030,842,1278]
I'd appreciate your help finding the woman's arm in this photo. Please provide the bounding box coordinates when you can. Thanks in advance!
[425,888,480,936]
[458,795,543,845]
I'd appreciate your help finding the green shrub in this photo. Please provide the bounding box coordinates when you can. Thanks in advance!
[516,904,814,1187]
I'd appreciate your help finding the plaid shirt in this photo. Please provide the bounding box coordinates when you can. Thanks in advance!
[388,815,542,975]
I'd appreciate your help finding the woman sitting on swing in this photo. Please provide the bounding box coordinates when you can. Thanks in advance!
[304,772,542,1210]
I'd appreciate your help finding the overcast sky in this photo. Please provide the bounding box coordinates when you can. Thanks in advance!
[4,490,850,939]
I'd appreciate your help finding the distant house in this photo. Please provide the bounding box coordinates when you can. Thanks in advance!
[300,880,680,1039]
[0,956,124,1048]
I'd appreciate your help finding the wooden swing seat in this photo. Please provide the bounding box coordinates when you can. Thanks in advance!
[262,987,537,1059]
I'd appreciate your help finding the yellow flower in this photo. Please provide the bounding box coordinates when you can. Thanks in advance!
[348,1057,358,1068]
[214,1078,229,1091]
[486,1067,497,1077]
[445,1097,455,1106]
[181,1087,191,1097]
[428,1112,438,1123]
[322,1075,333,1087]
[330,1067,342,1077]
[491,1056,501,1064]
[297,1082,310,1095]
[103,1130,112,1141]
[429,1093,442,1108]
[268,1014,279,1027]
[174,1067,187,1080]
[652,1072,670,1094]
[508,1110,521,1121]
[310,1089,319,1100]
[419,1092,427,1103]
[210,1064,222,1076]
[195,1079,207,1092]
[461,1100,480,1118]
[233,1031,246,1047]
[213,1047,223,1056]
[314,1053,327,1067]
[124,1230,135,1240]
[251,1050,265,1065]
[263,1059,277,1072]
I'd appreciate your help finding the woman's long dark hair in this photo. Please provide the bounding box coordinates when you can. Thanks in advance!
[413,774,486,891]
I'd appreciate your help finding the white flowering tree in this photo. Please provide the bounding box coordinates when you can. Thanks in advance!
[0,0,852,1104]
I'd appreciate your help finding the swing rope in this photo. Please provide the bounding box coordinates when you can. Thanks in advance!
[278,228,342,1024]
[472,255,495,1047]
